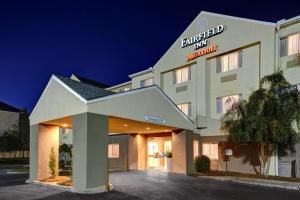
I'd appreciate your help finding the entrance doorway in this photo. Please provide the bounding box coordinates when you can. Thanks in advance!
[147,136,172,171]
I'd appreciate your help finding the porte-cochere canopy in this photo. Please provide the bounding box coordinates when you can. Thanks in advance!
[30,74,194,131]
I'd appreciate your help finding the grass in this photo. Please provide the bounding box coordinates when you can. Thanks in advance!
[196,171,300,183]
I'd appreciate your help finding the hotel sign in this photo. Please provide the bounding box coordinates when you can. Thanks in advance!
[144,115,166,124]
[181,24,224,61]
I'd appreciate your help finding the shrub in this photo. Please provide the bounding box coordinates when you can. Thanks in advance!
[194,155,210,172]
[165,151,172,158]
[49,146,56,177]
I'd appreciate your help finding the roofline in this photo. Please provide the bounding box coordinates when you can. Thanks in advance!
[200,11,276,26]
[87,85,194,126]
[106,81,132,90]
[30,75,88,119]
[277,15,300,28]
[128,67,153,78]
[153,11,276,71]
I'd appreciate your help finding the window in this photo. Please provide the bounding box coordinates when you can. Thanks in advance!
[108,144,119,158]
[140,78,154,87]
[202,143,218,160]
[216,51,242,73]
[193,140,199,158]
[173,66,191,84]
[216,94,241,114]
[177,103,191,117]
[280,33,300,57]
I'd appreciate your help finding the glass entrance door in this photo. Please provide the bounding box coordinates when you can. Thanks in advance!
[148,141,160,169]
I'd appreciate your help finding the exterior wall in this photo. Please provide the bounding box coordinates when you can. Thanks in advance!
[162,63,197,122]
[108,134,129,171]
[278,22,300,85]
[38,125,59,180]
[131,71,154,89]
[186,130,201,174]
[152,12,275,138]
[29,125,39,181]
[87,87,193,130]
[127,134,147,170]
[30,78,87,125]
[72,113,109,192]
[0,110,19,136]
[172,130,187,173]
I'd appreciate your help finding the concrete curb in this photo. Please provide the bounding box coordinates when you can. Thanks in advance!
[199,176,300,191]
[26,180,114,194]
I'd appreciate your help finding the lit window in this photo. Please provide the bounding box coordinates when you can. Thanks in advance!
[177,103,191,117]
[280,33,300,57]
[217,51,242,73]
[202,143,218,160]
[140,78,154,87]
[174,66,191,84]
[216,94,241,114]
[108,144,119,158]
[119,87,130,92]
[193,140,199,158]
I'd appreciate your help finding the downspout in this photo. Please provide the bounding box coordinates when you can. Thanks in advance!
[275,23,280,71]
[275,144,279,176]
[275,23,280,176]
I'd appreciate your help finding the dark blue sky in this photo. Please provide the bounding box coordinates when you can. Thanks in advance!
[0,0,299,111]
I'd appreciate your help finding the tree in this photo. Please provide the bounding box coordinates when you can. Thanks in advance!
[19,108,30,157]
[49,146,57,177]
[221,71,300,176]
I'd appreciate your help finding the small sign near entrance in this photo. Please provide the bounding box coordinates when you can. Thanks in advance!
[225,149,233,156]
[144,115,166,124]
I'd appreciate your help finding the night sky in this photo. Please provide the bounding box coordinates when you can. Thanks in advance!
[0,0,299,112]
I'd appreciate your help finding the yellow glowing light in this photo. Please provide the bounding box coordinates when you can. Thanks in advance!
[124,124,128,127]
[146,127,150,130]
[63,124,67,127]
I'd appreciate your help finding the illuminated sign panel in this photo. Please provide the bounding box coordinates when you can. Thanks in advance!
[187,45,217,61]
[181,24,224,61]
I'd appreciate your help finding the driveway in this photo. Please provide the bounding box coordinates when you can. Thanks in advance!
[0,171,300,200]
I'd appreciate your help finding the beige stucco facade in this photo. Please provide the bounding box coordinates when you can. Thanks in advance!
[109,11,300,177]
[28,11,300,194]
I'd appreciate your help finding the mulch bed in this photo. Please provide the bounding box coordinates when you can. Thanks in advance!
[196,171,300,182]
[40,176,73,186]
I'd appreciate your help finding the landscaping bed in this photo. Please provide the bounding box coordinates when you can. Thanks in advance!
[196,171,300,183]
[40,176,73,186]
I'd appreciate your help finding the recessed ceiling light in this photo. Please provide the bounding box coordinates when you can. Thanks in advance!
[146,127,150,130]
[63,124,67,127]
[124,124,128,127]
[164,130,169,132]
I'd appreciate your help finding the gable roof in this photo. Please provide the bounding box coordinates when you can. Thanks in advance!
[72,74,111,89]
[0,101,20,112]
[55,75,115,100]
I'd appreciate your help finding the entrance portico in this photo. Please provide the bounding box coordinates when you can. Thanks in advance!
[28,74,195,193]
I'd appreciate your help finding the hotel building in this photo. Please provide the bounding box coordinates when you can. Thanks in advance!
[28,11,300,193]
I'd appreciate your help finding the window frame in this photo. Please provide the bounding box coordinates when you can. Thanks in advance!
[108,143,120,158]
[216,94,242,114]
[202,143,219,160]
[216,51,242,73]
[177,102,192,117]
[140,77,154,87]
[173,66,191,84]
[280,32,300,57]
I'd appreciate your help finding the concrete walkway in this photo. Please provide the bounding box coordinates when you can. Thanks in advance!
[1,171,300,200]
